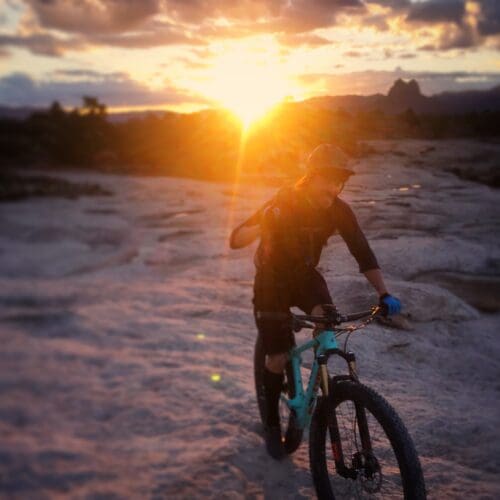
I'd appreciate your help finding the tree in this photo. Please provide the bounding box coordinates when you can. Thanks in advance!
[82,96,107,116]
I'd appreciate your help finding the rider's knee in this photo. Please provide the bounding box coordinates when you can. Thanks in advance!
[311,304,325,315]
[265,352,288,373]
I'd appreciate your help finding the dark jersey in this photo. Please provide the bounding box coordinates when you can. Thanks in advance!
[231,183,379,278]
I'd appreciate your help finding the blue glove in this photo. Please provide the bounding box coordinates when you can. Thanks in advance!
[379,293,402,315]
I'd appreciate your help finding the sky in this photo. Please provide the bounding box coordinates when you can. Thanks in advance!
[0,0,499,116]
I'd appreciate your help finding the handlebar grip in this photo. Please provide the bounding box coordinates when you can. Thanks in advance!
[378,303,389,317]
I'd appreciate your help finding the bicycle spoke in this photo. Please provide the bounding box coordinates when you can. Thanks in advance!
[325,399,404,499]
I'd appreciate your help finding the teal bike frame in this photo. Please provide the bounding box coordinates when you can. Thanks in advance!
[284,328,340,430]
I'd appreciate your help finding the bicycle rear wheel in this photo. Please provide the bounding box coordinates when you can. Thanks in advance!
[253,333,303,454]
[309,380,426,499]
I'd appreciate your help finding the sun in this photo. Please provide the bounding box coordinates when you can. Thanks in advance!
[201,44,295,127]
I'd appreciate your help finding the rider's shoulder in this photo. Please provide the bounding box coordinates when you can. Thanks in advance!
[331,196,356,220]
[332,195,350,211]
[272,182,299,208]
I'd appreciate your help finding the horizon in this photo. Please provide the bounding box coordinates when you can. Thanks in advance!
[2,76,499,117]
[1,1,500,122]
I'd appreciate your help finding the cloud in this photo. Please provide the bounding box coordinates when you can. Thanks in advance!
[434,22,477,49]
[275,32,332,47]
[0,25,204,57]
[366,0,410,9]
[406,0,465,24]
[23,0,161,35]
[20,0,366,41]
[163,0,365,33]
[383,48,417,59]
[0,0,496,58]
[0,32,82,56]
[343,49,365,57]
[476,0,500,36]
[50,69,129,80]
[88,28,204,49]
[0,71,210,108]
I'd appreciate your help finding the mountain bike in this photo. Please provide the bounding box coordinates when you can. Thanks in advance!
[254,304,426,499]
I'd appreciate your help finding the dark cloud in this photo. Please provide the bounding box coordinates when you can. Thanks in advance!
[406,0,465,25]
[165,0,365,31]
[0,0,495,57]
[418,21,477,50]
[51,69,129,79]
[436,22,477,49]
[366,0,410,9]
[476,0,500,36]
[0,71,210,108]
[0,33,82,57]
[361,13,390,30]
[23,0,161,35]
[247,0,365,34]
[89,29,204,49]
[0,26,203,57]
[22,0,365,40]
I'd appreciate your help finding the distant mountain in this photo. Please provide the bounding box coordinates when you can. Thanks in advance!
[303,78,500,114]
[107,110,172,123]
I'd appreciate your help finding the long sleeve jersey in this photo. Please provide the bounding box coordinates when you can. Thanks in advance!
[230,183,379,278]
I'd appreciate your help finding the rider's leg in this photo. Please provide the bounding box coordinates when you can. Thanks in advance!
[263,355,286,427]
[265,352,288,373]
[263,352,287,428]
[252,271,293,430]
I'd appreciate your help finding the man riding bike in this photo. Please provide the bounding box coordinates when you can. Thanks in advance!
[228,143,402,460]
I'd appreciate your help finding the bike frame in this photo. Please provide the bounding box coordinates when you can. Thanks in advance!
[283,324,374,478]
[283,327,341,430]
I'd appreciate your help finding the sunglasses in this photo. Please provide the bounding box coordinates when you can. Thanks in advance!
[316,169,348,185]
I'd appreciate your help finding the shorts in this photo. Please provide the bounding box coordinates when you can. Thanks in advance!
[252,267,334,355]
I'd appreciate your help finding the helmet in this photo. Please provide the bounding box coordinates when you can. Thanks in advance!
[305,143,354,181]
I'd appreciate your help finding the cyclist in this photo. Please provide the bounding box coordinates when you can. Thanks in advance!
[228,143,402,459]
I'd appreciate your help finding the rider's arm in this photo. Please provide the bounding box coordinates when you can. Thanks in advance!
[334,199,392,298]
[229,224,261,249]
[228,197,274,249]
[334,198,380,274]
[363,268,389,297]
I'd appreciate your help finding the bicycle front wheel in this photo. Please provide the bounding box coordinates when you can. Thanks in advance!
[309,380,426,499]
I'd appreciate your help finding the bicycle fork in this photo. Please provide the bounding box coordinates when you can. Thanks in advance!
[321,351,375,480]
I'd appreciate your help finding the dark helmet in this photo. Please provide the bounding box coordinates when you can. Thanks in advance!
[305,143,354,181]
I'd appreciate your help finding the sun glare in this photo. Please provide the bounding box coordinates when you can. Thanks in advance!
[202,45,295,127]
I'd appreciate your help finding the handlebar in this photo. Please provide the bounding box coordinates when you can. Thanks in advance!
[256,304,385,332]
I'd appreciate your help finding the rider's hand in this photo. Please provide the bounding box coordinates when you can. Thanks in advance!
[379,293,402,316]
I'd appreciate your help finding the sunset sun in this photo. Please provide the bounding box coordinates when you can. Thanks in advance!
[202,45,295,127]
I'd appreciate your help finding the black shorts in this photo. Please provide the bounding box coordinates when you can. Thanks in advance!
[252,267,334,355]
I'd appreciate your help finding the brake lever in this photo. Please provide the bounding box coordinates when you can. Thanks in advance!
[376,303,389,318]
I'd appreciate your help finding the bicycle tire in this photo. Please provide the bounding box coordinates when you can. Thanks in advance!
[309,380,426,499]
[253,333,303,454]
